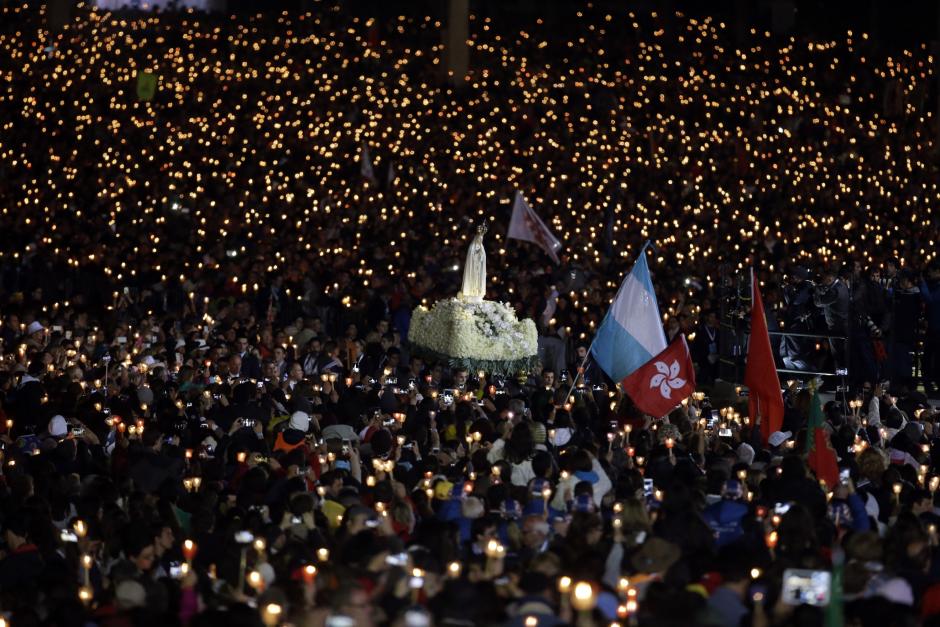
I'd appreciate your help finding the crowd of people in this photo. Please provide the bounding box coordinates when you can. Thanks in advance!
[0,1,940,626]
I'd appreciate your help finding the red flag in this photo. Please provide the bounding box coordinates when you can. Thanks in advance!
[622,336,696,418]
[745,270,784,445]
[806,386,839,489]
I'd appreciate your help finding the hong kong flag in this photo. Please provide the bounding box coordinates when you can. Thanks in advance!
[621,336,696,418]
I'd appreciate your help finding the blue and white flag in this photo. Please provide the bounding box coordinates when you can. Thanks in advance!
[591,247,668,382]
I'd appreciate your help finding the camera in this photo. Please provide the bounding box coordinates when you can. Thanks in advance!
[241,418,255,428]
[781,569,831,606]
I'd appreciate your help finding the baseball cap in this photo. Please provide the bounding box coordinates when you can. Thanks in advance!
[768,431,792,448]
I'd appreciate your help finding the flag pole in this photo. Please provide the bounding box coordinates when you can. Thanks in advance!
[561,349,593,409]
[560,240,656,408]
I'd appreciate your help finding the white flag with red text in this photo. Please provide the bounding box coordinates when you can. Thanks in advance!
[507,191,562,264]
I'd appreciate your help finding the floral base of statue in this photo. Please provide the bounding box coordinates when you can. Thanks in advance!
[408,298,538,375]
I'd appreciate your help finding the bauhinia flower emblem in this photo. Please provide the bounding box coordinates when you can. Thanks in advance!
[649,360,686,399]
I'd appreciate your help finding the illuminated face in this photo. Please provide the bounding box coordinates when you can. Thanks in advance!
[133,544,156,572]
[263,362,278,379]
[542,371,555,388]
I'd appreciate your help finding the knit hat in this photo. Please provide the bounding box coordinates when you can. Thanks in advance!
[551,427,573,447]
[528,421,546,444]
[289,411,310,432]
[48,415,68,438]
[433,480,455,501]
[26,321,44,335]
[115,580,147,609]
[736,443,755,466]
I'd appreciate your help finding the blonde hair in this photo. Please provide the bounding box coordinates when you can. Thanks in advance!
[857,447,888,482]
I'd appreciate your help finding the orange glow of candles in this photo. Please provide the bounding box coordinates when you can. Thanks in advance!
[182,539,197,562]
[303,564,317,584]
[765,531,778,550]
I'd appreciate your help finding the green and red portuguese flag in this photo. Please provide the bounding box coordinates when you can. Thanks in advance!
[806,384,839,489]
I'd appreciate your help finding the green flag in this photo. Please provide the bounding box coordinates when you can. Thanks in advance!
[826,548,844,627]
[136,71,157,102]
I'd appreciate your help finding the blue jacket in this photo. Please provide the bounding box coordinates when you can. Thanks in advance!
[702,499,748,547]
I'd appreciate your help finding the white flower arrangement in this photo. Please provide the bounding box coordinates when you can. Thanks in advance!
[408,297,538,374]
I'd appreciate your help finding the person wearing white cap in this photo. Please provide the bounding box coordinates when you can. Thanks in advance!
[24,320,46,351]
[274,411,312,454]
[47,415,68,439]
[768,430,793,449]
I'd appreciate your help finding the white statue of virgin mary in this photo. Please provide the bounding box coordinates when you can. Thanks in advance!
[459,224,487,302]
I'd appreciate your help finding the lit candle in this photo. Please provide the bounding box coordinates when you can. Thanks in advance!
[81,553,93,586]
[182,539,197,563]
[261,603,282,627]
[247,570,265,593]
[303,564,317,584]
[766,531,778,550]
[571,581,596,612]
